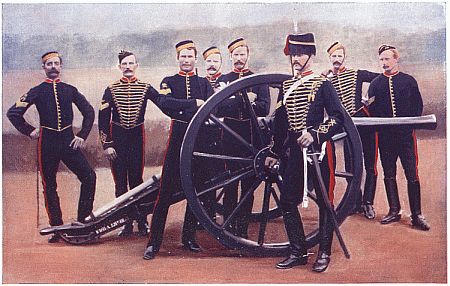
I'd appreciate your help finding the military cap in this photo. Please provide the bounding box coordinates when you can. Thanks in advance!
[176,40,196,53]
[42,51,61,63]
[378,44,396,55]
[327,41,345,55]
[283,33,316,56]
[202,46,221,60]
[118,50,134,63]
[228,38,247,53]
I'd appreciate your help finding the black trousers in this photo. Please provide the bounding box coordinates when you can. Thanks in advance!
[222,118,254,233]
[110,124,145,198]
[378,129,419,182]
[38,128,96,226]
[344,126,378,178]
[147,121,197,249]
[280,139,336,255]
[343,125,379,206]
[192,123,224,220]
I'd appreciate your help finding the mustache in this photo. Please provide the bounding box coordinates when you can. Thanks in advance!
[234,61,245,65]
[333,61,342,66]
[207,66,217,71]
[292,61,302,66]
[49,68,59,73]
[124,69,132,72]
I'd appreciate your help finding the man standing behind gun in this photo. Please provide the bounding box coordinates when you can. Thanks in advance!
[98,51,199,237]
[7,51,96,243]
[265,33,343,272]
[143,40,213,260]
[368,45,430,231]
[323,42,379,219]
[201,46,225,222]
[217,38,270,239]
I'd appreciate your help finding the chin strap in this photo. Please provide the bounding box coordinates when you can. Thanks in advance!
[290,54,312,77]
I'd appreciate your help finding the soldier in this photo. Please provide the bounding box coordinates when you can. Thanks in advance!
[203,46,222,91]
[265,33,343,272]
[368,45,430,231]
[143,40,213,260]
[201,46,225,222]
[98,50,197,237]
[217,38,270,238]
[7,51,96,243]
[323,42,379,219]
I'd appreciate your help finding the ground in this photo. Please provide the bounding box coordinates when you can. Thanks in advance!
[2,138,446,283]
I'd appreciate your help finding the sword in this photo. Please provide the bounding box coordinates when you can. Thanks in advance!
[309,144,351,259]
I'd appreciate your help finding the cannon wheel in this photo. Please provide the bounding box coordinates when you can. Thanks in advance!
[180,73,362,256]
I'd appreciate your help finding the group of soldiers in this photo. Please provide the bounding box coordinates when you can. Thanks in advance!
[7,31,430,273]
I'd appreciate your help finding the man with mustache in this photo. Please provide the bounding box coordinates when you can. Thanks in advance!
[98,50,198,237]
[203,46,222,91]
[368,45,429,230]
[323,42,379,219]
[7,51,96,243]
[143,40,212,260]
[265,33,343,272]
[216,38,270,239]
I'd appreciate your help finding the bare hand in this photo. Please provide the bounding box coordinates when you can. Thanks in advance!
[104,147,117,161]
[196,99,205,107]
[265,157,279,169]
[321,69,333,77]
[247,91,257,102]
[29,129,40,140]
[69,136,85,150]
[297,132,314,148]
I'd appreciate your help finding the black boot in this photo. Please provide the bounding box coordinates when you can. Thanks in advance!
[312,251,331,273]
[362,173,377,219]
[380,178,401,224]
[351,188,363,214]
[222,183,238,235]
[276,209,308,269]
[181,204,202,253]
[48,233,61,243]
[313,209,333,272]
[118,222,133,237]
[137,218,150,236]
[143,244,159,260]
[407,181,430,231]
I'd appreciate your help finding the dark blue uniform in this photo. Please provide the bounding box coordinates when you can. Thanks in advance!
[7,78,96,226]
[272,72,343,259]
[147,71,213,251]
[217,69,270,237]
[368,71,425,222]
[328,68,379,210]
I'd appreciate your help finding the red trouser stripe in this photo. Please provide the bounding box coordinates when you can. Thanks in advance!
[374,132,379,176]
[38,129,52,221]
[412,130,420,181]
[151,120,174,215]
[141,124,145,177]
[148,120,174,240]
[326,142,335,204]
[109,122,118,185]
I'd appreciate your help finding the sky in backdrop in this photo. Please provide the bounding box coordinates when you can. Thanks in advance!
[3,2,446,37]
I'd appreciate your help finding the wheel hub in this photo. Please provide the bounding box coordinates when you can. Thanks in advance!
[254,147,278,181]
